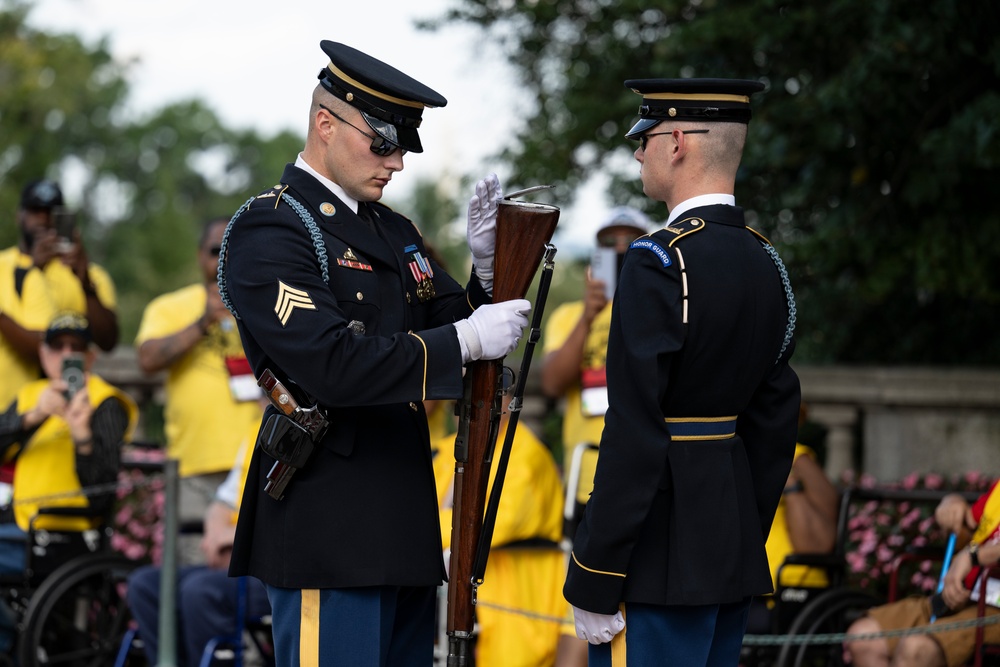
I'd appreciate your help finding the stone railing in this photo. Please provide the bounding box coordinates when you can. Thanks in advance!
[798,365,1000,482]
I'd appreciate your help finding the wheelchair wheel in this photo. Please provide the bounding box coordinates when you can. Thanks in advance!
[17,552,143,667]
[774,588,881,667]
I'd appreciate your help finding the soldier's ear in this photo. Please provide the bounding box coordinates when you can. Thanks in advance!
[315,106,337,142]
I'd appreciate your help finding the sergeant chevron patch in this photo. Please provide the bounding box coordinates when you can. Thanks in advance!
[274,280,316,326]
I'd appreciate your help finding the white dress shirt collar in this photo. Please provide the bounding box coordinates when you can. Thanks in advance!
[666,193,736,226]
[295,153,360,214]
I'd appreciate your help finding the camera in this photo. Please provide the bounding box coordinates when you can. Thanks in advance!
[61,354,86,400]
[52,208,76,254]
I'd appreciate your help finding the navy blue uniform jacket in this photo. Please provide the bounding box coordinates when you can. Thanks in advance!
[564,205,801,613]
[220,164,488,589]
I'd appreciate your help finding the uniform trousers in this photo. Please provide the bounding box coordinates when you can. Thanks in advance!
[266,584,436,667]
[590,598,752,667]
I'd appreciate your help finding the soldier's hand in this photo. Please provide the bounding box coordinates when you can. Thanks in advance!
[573,606,625,645]
[454,299,530,362]
[466,173,503,287]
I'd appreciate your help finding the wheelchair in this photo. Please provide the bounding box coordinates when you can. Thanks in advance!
[0,455,167,667]
[753,486,989,667]
[0,507,144,666]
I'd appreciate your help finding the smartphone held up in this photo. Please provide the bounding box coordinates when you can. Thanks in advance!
[61,354,86,401]
[52,208,77,255]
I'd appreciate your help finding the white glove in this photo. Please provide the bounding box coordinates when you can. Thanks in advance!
[573,606,626,645]
[467,173,503,290]
[454,299,530,363]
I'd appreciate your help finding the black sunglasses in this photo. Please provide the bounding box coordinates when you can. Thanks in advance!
[208,246,222,257]
[638,128,710,151]
[319,104,405,157]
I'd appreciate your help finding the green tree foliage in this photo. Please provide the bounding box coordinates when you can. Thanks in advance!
[0,1,302,338]
[431,0,1000,364]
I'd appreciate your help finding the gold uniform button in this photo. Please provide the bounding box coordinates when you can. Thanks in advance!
[409,402,418,411]
[356,291,364,301]
[406,292,412,304]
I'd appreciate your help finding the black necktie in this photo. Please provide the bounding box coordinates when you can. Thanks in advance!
[357,203,377,232]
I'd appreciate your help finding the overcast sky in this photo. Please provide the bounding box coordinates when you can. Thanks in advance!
[25,0,625,252]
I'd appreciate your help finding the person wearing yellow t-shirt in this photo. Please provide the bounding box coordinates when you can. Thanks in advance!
[434,392,567,667]
[15,180,119,352]
[0,181,69,411]
[0,313,137,652]
[135,216,262,565]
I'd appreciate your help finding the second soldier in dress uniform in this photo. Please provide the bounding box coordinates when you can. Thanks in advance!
[563,79,801,666]
[219,41,531,667]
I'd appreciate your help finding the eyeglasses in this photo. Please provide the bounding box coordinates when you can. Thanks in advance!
[638,128,709,151]
[319,104,405,157]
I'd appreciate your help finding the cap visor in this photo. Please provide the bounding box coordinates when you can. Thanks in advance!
[624,117,662,140]
[361,111,422,154]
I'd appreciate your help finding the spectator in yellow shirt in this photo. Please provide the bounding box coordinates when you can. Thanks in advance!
[135,216,261,565]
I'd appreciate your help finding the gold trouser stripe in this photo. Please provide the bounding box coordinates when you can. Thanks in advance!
[638,91,750,103]
[300,589,320,667]
[611,603,627,665]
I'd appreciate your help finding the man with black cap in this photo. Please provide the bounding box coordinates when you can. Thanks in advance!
[0,182,61,411]
[219,41,529,666]
[563,79,801,665]
[9,180,120,355]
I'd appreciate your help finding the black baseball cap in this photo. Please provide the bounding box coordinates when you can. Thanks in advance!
[20,179,64,210]
[45,312,92,345]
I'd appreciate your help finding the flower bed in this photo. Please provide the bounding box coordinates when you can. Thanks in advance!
[840,470,995,600]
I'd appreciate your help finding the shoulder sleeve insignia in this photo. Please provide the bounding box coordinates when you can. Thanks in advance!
[274,280,316,327]
[746,226,772,245]
[665,217,706,247]
[629,239,672,267]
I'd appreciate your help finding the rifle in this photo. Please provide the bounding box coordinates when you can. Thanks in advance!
[446,187,560,665]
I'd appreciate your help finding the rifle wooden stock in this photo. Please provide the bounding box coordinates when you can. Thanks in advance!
[446,196,560,657]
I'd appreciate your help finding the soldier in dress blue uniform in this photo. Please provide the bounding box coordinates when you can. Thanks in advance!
[218,41,530,667]
[563,79,802,666]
